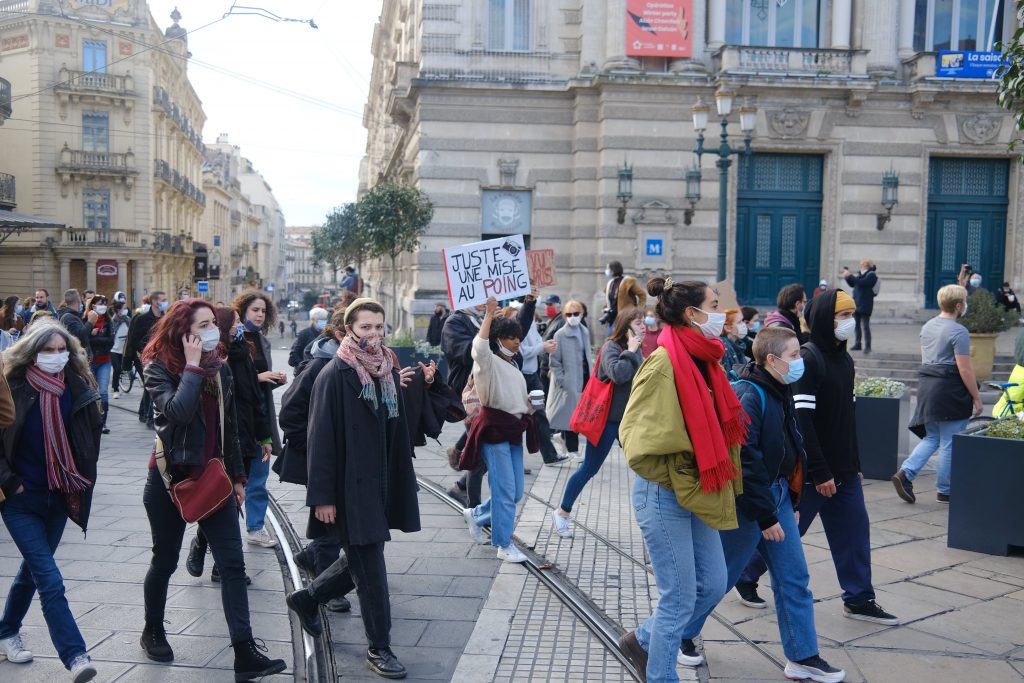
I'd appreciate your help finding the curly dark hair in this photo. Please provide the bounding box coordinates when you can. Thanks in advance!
[231,289,277,333]
[647,277,709,327]
[489,317,522,354]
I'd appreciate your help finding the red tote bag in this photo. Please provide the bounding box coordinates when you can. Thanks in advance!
[569,349,614,447]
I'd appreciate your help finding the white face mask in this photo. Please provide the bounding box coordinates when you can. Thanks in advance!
[734,322,748,339]
[199,327,222,352]
[834,318,856,342]
[36,351,70,374]
[691,309,726,339]
[95,305,107,315]
[960,302,969,318]
[566,315,581,327]
[497,342,516,357]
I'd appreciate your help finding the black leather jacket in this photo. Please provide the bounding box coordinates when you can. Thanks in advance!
[144,361,245,480]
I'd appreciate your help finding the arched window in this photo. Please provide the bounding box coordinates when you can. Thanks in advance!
[725,0,829,48]
[913,0,1004,52]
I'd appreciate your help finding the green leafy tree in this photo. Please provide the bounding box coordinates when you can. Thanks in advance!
[357,183,434,326]
[311,202,371,285]
[996,3,1024,151]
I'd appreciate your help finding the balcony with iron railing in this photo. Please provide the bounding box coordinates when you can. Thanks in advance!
[55,66,135,102]
[0,172,15,209]
[0,77,11,124]
[714,45,867,78]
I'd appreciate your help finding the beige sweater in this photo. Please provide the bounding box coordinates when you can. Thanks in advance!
[471,336,531,418]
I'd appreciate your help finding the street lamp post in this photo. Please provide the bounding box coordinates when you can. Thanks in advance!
[692,88,757,282]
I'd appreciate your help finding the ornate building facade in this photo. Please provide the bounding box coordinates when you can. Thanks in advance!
[361,0,1021,326]
[0,0,205,302]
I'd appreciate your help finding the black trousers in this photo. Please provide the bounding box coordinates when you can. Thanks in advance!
[309,536,343,575]
[525,371,561,463]
[142,467,252,643]
[138,386,153,422]
[563,431,580,454]
[310,542,390,649]
[111,353,124,394]
[854,312,871,350]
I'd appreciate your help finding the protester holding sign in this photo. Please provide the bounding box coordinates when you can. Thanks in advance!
[443,235,531,310]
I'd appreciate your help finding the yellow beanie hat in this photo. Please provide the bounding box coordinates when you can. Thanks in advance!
[835,290,855,314]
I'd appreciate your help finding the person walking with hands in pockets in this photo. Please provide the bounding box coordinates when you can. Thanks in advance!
[139,299,287,680]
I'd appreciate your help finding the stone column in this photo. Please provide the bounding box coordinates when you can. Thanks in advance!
[897,0,917,58]
[603,0,640,70]
[59,257,70,292]
[117,259,127,295]
[707,0,727,52]
[86,258,97,293]
[133,259,148,301]
[832,0,853,49]
[863,0,899,76]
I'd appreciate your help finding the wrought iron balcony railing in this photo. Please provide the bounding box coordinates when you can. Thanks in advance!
[0,77,11,123]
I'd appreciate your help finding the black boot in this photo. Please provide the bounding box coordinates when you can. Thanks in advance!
[140,622,174,662]
[186,535,207,578]
[101,400,110,434]
[293,546,316,573]
[211,564,252,585]
[232,638,287,682]
[286,589,323,637]
[366,648,407,679]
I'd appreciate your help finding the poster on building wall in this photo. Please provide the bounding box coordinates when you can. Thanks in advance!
[526,249,557,288]
[442,235,530,310]
[624,0,693,58]
[936,50,1005,79]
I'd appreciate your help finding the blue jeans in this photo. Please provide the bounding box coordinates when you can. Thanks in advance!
[633,476,727,683]
[245,449,271,532]
[683,480,818,662]
[899,418,969,496]
[0,490,88,668]
[91,361,111,403]
[472,441,524,548]
[559,421,618,513]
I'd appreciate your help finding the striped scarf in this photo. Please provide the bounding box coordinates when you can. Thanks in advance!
[25,365,91,493]
[336,335,399,418]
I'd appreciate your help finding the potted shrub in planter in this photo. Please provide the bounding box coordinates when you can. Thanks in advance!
[854,377,909,480]
[389,333,449,383]
[960,289,1017,382]
[948,417,1024,555]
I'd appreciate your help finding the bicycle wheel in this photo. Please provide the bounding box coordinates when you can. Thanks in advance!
[118,369,134,393]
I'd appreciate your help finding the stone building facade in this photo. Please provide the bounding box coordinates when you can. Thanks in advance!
[283,226,329,304]
[0,0,206,303]
[361,0,1022,328]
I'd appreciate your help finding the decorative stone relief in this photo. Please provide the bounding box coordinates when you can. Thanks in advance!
[498,158,519,186]
[632,200,676,226]
[768,108,810,138]
[958,114,1002,145]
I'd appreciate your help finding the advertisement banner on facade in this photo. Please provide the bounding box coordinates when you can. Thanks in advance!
[936,50,1005,79]
[526,249,556,288]
[442,235,530,310]
[625,0,693,58]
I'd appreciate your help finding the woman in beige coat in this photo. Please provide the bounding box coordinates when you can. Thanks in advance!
[545,300,593,458]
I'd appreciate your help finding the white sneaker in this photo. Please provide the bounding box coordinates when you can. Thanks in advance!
[496,545,527,563]
[550,510,574,538]
[69,654,97,683]
[0,633,32,663]
[551,433,566,455]
[571,451,585,463]
[246,528,278,547]
[112,392,120,400]
[463,508,485,545]
[783,656,846,683]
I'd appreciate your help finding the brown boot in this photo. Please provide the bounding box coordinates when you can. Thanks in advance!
[891,470,916,503]
[618,631,648,682]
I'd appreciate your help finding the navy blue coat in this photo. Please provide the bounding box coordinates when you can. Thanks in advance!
[844,268,878,316]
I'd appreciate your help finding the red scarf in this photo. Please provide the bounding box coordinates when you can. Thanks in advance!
[658,325,747,493]
[25,365,92,493]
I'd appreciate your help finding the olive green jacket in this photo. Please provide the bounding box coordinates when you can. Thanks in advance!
[620,347,742,531]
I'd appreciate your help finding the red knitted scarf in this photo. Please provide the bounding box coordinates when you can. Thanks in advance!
[658,325,747,493]
[25,365,91,493]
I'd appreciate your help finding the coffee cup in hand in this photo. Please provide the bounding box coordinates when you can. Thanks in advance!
[529,390,545,407]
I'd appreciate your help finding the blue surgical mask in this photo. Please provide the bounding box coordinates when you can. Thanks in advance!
[773,356,805,385]
[751,321,762,333]
[244,319,261,333]
[15,304,23,315]
[605,269,612,278]
[644,316,656,327]
[159,300,169,312]
[314,319,326,331]
[233,325,245,341]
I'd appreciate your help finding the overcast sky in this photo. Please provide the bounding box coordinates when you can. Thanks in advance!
[147,0,383,227]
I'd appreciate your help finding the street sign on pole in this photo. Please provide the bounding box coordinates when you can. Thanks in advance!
[197,281,209,293]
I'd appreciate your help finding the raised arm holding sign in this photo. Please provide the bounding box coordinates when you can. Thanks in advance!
[442,235,531,309]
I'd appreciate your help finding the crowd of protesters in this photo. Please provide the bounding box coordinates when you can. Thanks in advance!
[0,251,1014,683]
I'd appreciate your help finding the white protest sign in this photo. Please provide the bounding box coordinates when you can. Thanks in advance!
[442,235,531,310]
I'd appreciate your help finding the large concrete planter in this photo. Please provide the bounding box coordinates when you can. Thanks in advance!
[969,332,999,382]
[948,428,1024,555]
[854,395,911,480]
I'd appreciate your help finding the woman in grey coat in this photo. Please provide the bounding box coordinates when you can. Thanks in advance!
[545,300,593,457]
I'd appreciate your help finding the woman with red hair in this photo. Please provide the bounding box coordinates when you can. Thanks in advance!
[139,300,286,680]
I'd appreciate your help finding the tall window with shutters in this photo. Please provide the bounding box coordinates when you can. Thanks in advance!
[83,189,110,233]
[487,0,532,51]
[913,0,1005,52]
[725,0,827,48]
[82,39,107,73]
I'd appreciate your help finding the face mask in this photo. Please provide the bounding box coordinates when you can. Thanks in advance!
[95,305,107,315]
[969,278,982,288]
[497,342,516,357]
[314,319,327,331]
[141,304,151,314]
[751,321,762,333]
[734,322,748,339]
[36,351,69,374]
[15,304,23,315]
[244,319,261,333]
[233,324,245,341]
[644,316,656,327]
[691,309,726,339]
[199,328,221,352]
[834,318,856,342]
[960,302,969,318]
[545,305,557,318]
[353,331,383,352]
[566,315,581,327]
[78,303,85,313]
[158,301,169,312]
[772,356,805,385]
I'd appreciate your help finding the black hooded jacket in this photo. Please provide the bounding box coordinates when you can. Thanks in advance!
[791,290,860,485]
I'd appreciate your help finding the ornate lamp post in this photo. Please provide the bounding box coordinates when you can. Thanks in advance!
[616,162,633,224]
[877,168,899,230]
[692,87,757,281]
